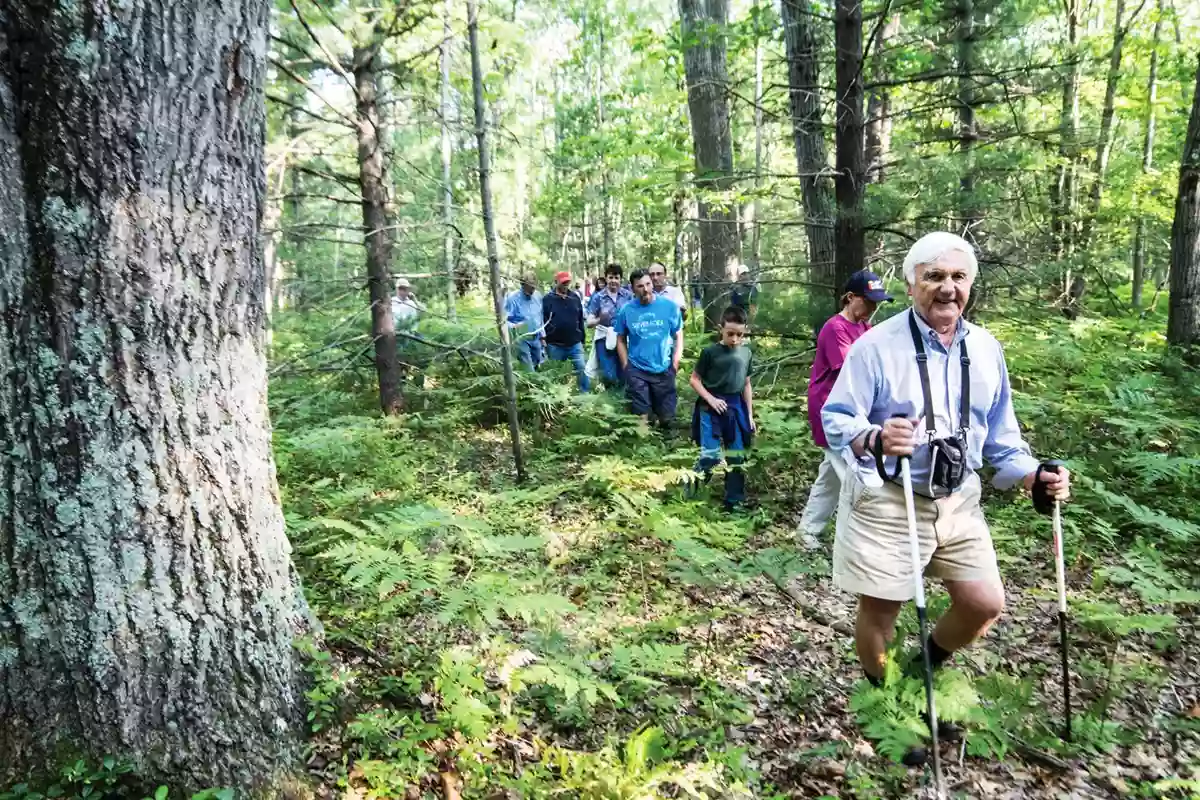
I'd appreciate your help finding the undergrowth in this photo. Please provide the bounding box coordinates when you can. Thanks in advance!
[259,300,1200,798]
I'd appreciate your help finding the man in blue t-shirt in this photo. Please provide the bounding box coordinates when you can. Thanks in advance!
[614,268,684,430]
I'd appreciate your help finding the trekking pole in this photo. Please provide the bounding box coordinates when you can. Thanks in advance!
[899,455,945,798]
[1039,459,1071,742]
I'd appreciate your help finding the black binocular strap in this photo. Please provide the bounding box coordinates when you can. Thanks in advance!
[907,310,970,438]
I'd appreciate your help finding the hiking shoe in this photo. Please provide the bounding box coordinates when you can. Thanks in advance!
[901,746,928,767]
[922,711,965,743]
[798,530,822,551]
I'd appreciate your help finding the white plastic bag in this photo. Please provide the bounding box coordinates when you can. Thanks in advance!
[585,341,600,380]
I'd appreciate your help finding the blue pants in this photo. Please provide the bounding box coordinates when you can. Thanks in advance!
[695,409,746,506]
[515,338,544,370]
[546,342,591,392]
[595,341,622,385]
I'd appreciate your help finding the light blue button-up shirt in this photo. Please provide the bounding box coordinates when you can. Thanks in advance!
[821,308,1039,496]
[504,289,544,338]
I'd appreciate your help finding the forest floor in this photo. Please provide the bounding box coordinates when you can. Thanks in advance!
[270,309,1200,799]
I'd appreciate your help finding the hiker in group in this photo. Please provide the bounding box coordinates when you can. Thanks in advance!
[614,268,684,432]
[822,232,1071,764]
[730,265,758,319]
[648,261,689,320]
[586,263,635,387]
[391,277,426,331]
[690,306,755,512]
[797,270,894,550]
[504,271,545,370]
[542,270,590,392]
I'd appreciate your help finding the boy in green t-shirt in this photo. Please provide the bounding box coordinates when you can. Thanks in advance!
[689,306,755,511]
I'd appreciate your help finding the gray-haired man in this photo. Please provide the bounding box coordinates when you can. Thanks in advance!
[822,232,1071,761]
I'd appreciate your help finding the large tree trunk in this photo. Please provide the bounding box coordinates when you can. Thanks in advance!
[680,0,741,330]
[441,0,457,320]
[864,13,899,186]
[353,41,402,414]
[781,0,837,332]
[0,0,308,790]
[1050,0,1081,261]
[468,0,526,481]
[1082,0,1132,246]
[833,0,866,294]
[1167,56,1200,349]
[1133,0,1165,309]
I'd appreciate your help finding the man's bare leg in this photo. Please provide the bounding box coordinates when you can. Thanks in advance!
[856,595,903,680]
[931,579,1006,655]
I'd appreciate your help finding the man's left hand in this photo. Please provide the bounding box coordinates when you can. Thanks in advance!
[1023,465,1071,500]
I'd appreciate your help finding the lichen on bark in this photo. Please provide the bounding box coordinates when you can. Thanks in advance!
[0,0,313,791]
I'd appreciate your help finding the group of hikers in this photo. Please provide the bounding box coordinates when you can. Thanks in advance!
[499,231,1073,769]
[395,232,1073,768]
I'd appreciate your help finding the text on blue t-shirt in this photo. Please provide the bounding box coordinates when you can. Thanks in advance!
[613,296,682,374]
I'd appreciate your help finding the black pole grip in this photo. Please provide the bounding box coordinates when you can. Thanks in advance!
[1032,459,1065,516]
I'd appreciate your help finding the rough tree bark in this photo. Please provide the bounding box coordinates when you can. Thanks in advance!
[680,0,741,330]
[1133,0,1164,308]
[353,39,402,414]
[467,0,526,481]
[1167,56,1200,349]
[864,14,899,186]
[781,0,837,332]
[1081,0,1134,246]
[441,0,457,320]
[0,0,308,790]
[833,0,866,293]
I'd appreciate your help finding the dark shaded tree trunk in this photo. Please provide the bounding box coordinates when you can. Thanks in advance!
[864,14,898,186]
[468,0,526,481]
[1167,56,1200,349]
[353,41,402,414]
[0,0,308,790]
[781,0,837,332]
[1133,0,1164,309]
[1082,0,1133,246]
[834,0,866,299]
[680,0,741,330]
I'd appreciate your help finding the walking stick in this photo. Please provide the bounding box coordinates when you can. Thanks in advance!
[899,455,945,798]
[1039,459,1071,742]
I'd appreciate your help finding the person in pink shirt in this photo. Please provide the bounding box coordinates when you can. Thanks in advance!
[798,270,893,549]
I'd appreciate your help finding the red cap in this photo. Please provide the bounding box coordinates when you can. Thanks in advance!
[554,271,571,284]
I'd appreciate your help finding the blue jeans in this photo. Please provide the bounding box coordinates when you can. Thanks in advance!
[515,338,544,370]
[695,409,746,506]
[546,342,591,392]
[595,341,622,385]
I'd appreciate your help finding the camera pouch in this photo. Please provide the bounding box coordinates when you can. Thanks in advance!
[929,435,968,492]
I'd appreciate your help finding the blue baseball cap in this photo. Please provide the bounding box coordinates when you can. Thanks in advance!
[845,269,893,302]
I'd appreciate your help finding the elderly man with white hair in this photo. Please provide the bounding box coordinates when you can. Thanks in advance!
[821,232,1071,764]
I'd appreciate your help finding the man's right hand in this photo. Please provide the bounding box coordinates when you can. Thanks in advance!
[707,397,728,414]
[879,417,919,456]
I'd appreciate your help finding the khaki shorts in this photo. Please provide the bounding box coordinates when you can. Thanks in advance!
[833,471,1000,602]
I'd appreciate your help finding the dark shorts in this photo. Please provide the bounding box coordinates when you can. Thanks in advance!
[625,365,678,420]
